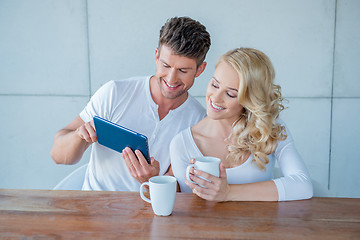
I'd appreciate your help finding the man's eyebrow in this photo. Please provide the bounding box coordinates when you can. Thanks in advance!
[160,59,169,65]
[160,59,194,70]
[212,77,238,92]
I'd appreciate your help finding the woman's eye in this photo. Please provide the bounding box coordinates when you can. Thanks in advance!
[163,64,170,68]
[212,83,219,88]
[227,92,236,98]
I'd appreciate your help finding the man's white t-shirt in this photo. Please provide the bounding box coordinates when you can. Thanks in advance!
[79,76,206,191]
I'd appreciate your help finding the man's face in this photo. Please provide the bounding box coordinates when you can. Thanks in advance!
[154,45,205,100]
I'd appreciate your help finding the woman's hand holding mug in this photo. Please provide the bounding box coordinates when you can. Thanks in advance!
[185,156,230,202]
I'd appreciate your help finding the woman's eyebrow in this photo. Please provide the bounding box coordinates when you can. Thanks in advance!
[228,87,238,92]
[212,77,238,92]
[212,77,219,83]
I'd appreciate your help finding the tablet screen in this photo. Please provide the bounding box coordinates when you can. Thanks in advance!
[93,116,150,163]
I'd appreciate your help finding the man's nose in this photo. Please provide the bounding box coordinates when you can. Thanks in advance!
[167,69,177,84]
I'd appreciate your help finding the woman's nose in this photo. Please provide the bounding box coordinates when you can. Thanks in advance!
[211,91,223,103]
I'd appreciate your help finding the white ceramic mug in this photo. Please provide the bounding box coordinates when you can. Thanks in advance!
[185,156,221,186]
[140,176,177,216]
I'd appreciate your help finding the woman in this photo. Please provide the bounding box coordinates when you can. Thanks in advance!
[170,48,313,201]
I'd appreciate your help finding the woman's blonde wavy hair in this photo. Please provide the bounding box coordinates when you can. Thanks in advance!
[221,48,287,170]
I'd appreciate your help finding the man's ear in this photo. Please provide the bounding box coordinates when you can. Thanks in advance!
[195,62,207,78]
[155,48,159,62]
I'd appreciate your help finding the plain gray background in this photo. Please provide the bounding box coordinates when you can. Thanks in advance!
[0,0,359,197]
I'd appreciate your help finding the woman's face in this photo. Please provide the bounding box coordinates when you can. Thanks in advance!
[206,61,244,123]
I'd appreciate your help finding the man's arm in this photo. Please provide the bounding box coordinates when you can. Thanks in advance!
[51,116,97,165]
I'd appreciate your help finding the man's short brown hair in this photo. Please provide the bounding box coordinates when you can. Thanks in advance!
[159,17,211,66]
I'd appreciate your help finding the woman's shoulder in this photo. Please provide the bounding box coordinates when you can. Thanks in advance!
[275,118,294,139]
[170,127,194,163]
[171,127,192,145]
[190,117,208,134]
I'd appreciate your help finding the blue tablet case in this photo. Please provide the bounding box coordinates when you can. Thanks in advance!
[93,116,150,163]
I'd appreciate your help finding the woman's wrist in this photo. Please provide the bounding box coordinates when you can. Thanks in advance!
[225,184,239,201]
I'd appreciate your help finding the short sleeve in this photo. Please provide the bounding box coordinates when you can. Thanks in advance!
[80,80,116,123]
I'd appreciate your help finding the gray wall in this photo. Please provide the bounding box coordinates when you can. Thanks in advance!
[0,0,359,197]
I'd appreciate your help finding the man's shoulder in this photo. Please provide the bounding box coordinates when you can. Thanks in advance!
[96,76,147,91]
[111,76,149,87]
[98,76,150,97]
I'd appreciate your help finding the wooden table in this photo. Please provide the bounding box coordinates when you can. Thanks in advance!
[0,189,359,239]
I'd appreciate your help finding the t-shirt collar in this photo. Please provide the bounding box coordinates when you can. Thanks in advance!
[145,75,191,114]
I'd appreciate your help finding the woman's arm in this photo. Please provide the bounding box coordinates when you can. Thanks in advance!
[186,123,313,202]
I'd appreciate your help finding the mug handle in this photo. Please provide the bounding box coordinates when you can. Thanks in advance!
[185,164,196,184]
[140,182,151,203]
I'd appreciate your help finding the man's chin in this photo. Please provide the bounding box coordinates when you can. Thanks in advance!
[156,77,187,100]
[161,89,187,100]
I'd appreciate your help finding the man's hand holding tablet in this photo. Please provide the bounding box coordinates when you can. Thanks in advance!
[93,116,160,183]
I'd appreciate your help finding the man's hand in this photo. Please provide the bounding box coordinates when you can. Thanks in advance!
[75,120,97,143]
[51,116,94,165]
[122,147,160,183]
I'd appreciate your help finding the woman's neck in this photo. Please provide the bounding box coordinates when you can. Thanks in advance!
[194,117,234,141]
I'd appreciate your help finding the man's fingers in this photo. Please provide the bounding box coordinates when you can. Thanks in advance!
[122,150,136,176]
[135,150,149,166]
[90,120,95,129]
[150,157,159,168]
[123,148,160,183]
[76,121,97,143]
[76,126,90,142]
[125,147,141,169]
[84,122,97,142]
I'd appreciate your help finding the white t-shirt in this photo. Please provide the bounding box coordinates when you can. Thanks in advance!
[170,120,313,201]
[80,76,206,191]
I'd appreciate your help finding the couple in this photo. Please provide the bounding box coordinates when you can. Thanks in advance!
[51,16,313,201]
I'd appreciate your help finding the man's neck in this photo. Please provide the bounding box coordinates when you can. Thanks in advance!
[149,76,188,120]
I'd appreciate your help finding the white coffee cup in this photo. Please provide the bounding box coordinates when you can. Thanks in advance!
[185,156,221,186]
[140,176,177,216]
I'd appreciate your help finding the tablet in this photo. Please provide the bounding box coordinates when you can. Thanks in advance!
[93,116,150,164]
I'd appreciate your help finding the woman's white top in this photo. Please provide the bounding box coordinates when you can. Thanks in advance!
[170,120,313,201]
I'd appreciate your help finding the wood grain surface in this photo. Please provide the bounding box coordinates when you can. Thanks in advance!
[0,189,359,239]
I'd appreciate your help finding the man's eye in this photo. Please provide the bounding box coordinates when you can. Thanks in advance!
[179,69,187,73]
[212,83,219,88]
[163,64,170,68]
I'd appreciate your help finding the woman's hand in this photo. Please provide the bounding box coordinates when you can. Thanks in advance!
[185,159,230,202]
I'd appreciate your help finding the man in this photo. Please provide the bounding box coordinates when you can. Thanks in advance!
[51,16,211,191]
